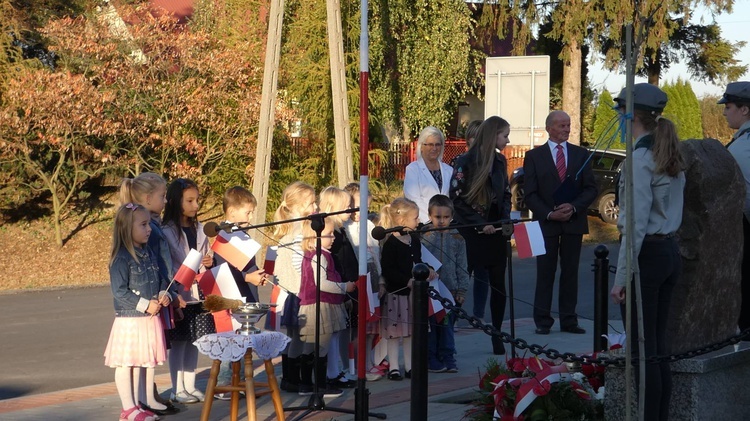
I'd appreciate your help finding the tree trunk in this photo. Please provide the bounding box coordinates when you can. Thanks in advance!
[326,0,353,187]
[252,0,285,226]
[647,48,661,85]
[562,38,582,145]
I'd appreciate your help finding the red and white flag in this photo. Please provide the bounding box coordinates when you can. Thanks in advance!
[372,334,388,367]
[211,230,261,271]
[365,273,381,322]
[263,246,278,275]
[428,279,452,323]
[173,249,202,289]
[514,221,546,259]
[196,263,242,299]
[267,284,288,331]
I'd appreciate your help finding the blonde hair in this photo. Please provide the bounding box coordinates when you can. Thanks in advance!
[300,217,332,252]
[118,172,166,207]
[273,181,316,239]
[379,197,418,229]
[223,186,257,213]
[318,186,353,228]
[110,203,149,266]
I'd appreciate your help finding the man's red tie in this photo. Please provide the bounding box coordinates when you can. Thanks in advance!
[556,144,566,181]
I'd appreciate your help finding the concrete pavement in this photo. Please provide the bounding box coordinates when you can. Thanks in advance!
[0,316,609,421]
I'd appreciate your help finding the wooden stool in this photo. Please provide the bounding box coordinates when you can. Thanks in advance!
[200,347,285,421]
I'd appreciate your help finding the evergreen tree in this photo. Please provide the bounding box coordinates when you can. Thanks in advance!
[591,90,621,148]
[662,80,703,140]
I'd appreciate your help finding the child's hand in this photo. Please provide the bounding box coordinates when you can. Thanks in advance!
[158,291,171,306]
[454,293,465,305]
[246,269,268,286]
[378,285,387,299]
[407,278,414,289]
[346,281,356,293]
[174,294,187,309]
[427,269,437,281]
[147,300,161,316]
[201,254,214,268]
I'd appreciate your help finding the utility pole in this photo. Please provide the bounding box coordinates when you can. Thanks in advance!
[252,0,285,225]
[326,0,354,187]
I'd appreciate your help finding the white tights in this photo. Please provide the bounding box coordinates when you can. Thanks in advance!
[169,340,199,395]
[327,331,342,379]
[132,367,165,410]
[386,337,412,372]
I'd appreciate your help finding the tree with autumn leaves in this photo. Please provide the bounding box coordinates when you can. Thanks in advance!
[0,2,277,246]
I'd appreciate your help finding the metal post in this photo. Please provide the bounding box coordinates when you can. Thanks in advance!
[593,245,610,352]
[410,263,430,421]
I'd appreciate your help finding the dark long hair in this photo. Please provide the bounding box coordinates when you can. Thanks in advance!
[162,178,199,243]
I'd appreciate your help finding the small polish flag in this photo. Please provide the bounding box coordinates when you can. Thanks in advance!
[197,263,243,299]
[427,279,447,323]
[212,309,234,333]
[365,273,380,322]
[264,246,278,275]
[173,249,203,289]
[513,221,546,259]
[267,284,288,331]
[211,230,261,271]
[372,334,387,368]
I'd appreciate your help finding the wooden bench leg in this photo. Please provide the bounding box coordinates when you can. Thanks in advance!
[230,360,241,421]
[200,360,222,421]
[265,359,286,421]
[244,350,257,421]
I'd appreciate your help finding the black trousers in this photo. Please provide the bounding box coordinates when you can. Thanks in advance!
[533,234,582,329]
[620,236,681,421]
[739,217,750,332]
[487,257,508,353]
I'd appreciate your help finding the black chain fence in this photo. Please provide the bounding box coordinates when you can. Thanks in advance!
[427,286,750,367]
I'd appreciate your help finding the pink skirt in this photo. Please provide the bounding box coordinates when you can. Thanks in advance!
[104,315,167,368]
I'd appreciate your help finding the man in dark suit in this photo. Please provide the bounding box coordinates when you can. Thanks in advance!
[523,110,598,334]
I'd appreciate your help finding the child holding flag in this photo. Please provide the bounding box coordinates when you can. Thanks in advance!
[104,203,171,421]
[163,178,215,404]
[212,186,269,399]
[271,181,317,393]
[421,194,469,373]
[119,173,180,415]
[379,197,436,380]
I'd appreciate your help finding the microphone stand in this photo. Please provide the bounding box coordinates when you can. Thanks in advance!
[408,217,533,359]
[233,208,384,421]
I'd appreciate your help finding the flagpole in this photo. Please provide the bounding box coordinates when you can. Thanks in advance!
[356,0,371,417]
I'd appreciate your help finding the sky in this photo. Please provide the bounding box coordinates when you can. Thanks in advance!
[587,1,750,98]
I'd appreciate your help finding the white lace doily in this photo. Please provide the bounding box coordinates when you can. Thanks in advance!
[194,331,291,362]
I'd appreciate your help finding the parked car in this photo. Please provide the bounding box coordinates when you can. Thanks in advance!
[509,148,624,225]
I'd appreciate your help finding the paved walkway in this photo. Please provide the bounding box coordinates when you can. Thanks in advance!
[0,318,607,421]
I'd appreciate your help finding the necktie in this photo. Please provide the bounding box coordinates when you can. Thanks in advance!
[556,144,566,181]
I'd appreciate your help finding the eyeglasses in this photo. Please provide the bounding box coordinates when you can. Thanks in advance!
[422,143,443,148]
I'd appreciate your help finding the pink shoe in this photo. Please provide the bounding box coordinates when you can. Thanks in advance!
[119,406,156,421]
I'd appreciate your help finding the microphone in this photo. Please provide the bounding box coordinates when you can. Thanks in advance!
[203,221,237,237]
[371,226,406,240]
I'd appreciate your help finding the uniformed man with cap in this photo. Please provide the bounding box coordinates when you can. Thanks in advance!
[720,81,750,334]
[610,83,685,421]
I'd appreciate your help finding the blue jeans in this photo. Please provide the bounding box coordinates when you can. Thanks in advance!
[427,314,456,369]
[471,266,490,319]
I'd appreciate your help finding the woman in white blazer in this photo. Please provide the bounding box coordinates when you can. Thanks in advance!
[403,126,454,223]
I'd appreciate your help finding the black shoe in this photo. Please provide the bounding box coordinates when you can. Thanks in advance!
[327,375,355,389]
[139,401,180,416]
[535,327,551,335]
[388,370,403,381]
[298,383,314,396]
[318,386,343,398]
[561,325,586,334]
[404,370,412,379]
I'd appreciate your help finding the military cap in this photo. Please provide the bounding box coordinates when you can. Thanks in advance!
[615,83,668,112]
[718,81,750,104]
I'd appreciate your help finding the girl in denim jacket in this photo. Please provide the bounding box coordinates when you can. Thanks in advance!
[104,203,171,421]
[119,173,180,415]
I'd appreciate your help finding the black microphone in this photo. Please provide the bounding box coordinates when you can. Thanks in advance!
[371,225,407,240]
[203,221,237,237]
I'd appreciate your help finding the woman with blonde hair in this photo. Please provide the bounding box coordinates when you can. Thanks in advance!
[404,126,454,223]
